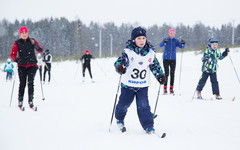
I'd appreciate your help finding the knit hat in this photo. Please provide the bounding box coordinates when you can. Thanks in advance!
[209,38,218,44]
[168,29,175,34]
[85,50,90,54]
[19,26,28,34]
[131,26,147,41]
[45,49,49,54]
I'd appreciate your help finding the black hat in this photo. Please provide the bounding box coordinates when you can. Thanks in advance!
[131,26,147,41]
[45,49,49,53]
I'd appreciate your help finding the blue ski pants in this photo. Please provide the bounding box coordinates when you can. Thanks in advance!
[115,86,154,130]
[197,71,220,95]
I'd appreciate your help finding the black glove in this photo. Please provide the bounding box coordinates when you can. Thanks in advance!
[14,58,19,63]
[164,39,168,44]
[222,48,230,57]
[117,64,126,74]
[180,40,185,45]
[158,76,166,85]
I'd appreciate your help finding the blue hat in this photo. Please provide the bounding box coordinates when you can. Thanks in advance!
[209,38,218,44]
[131,26,147,41]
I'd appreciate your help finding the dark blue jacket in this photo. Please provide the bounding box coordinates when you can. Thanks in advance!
[159,37,185,60]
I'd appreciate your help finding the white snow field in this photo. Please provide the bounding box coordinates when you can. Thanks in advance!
[0,48,240,150]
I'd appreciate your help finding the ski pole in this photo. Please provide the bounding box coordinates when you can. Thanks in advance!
[9,66,17,107]
[39,66,45,101]
[74,62,80,80]
[152,84,161,119]
[178,48,184,96]
[229,54,240,86]
[109,75,122,132]
[191,73,203,102]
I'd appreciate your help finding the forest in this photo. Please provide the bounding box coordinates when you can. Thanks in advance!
[0,17,239,60]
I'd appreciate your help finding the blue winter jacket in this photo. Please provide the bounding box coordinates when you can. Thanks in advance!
[159,37,185,60]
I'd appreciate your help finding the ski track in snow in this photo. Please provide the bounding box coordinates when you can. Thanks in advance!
[0,49,240,150]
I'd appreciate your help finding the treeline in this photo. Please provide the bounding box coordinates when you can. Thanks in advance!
[0,17,240,60]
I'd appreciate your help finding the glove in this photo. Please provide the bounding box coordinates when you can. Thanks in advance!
[222,48,229,57]
[158,76,166,85]
[117,64,126,74]
[180,40,185,45]
[14,58,19,63]
[164,39,168,44]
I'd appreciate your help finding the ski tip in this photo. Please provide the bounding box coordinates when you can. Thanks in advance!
[161,133,166,138]
[153,114,158,119]
[121,127,126,133]
[19,107,25,111]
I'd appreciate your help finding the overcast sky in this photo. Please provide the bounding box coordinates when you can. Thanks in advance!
[0,0,239,28]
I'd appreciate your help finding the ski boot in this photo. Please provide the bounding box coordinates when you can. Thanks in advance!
[163,86,167,94]
[28,101,34,108]
[116,120,126,132]
[170,86,175,95]
[215,94,222,100]
[18,101,23,108]
[145,127,155,134]
[197,91,202,99]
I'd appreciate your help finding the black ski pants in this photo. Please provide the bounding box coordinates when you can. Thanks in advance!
[82,63,92,79]
[163,59,176,87]
[44,63,51,82]
[18,65,37,102]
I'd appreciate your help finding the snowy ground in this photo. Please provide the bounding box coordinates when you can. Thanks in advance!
[0,48,240,150]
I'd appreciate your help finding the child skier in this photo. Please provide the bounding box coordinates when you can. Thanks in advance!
[159,29,185,94]
[80,50,94,82]
[10,26,43,108]
[4,58,14,81]
[114,26,166,134]
[196,38,229,100]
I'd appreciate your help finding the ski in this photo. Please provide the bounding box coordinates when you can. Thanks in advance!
[154,132,166,138]
[29,107,38,111]
[120,126,126,132]
[19,107,25,111]
[152,113,158,119]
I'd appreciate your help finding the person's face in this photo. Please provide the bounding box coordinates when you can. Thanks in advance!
[168,31,175,38]
[135,36,146,48]
[211,43,218,50]
[20,32,29,40]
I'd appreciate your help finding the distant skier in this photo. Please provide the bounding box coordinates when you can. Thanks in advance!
[10,26,43,108]
[37,53,44,81]
[196,38,229,100]
[159,29,185,95]
[4,58,14,81]
[80,50,94,82]
[43,49,52,83]
[114,26,166,134]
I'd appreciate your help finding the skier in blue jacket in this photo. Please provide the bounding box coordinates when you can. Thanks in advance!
[114,26,166,134]
[159,29,185,94]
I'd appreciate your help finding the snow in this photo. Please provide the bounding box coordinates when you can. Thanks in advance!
[0,48,240,150]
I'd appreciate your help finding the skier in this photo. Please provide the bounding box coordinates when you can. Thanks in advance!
[114,26,166,134]
[10,26,43,108]
[159,29,185,95]
[80,50,94,82]
[37,53,44,81]
[4,58,14,81]
[43,49,52,83]
[196,38,229,100]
